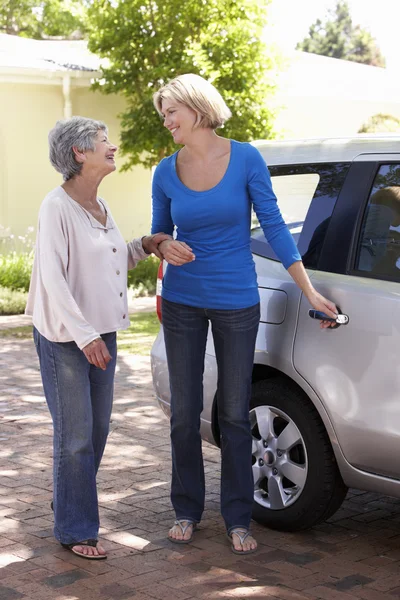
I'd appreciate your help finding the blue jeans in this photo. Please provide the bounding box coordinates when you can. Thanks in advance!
[162,298,260,533]
[33,327,117,544]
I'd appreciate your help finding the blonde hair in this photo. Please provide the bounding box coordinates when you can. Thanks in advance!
[153,73,232,130]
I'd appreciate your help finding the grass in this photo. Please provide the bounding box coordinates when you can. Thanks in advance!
[0,325,32,339]
[117,311,160,355]
[0,312,160,356]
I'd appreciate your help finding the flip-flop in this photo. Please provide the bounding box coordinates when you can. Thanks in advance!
[61,539,107,560]
[227,528,257,555]
[168,519,197,544]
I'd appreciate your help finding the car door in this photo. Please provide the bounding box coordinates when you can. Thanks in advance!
[293,156,400,480]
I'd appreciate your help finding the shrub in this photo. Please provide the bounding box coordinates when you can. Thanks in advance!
[0,252,33,292]
[0,226,35,292]
[128,255,160,296]
[0,286,28,315]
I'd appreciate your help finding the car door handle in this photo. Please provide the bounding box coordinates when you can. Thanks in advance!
[308,309,349,325]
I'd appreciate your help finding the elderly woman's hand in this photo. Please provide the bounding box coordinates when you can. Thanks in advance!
[159,239,195,266]
[142,233,173,259]
[83,338,112,370]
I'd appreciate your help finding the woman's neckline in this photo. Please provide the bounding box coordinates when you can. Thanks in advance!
[172,139,234,195]
[60,186,110,229]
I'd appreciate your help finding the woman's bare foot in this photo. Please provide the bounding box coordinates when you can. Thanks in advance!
[229,529,257,554]
[61,539,107,559]
[168,520,196,543]
[72,541,106,557]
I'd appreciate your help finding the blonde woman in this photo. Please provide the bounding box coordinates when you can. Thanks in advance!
[152,74,337,554]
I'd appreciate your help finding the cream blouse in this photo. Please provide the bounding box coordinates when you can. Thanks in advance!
[26,186,148,349]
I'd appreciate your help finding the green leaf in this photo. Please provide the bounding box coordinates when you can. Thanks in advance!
[87,0,281,168]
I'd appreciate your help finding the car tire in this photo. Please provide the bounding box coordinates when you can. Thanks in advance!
[250,377,348,532]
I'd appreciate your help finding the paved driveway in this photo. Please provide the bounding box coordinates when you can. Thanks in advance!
[1,336,400,600]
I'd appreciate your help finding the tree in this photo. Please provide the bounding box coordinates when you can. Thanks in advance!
[296,1,385,68]
[0,0,88,39]
[358,114,400,134]
[87,0,280,169]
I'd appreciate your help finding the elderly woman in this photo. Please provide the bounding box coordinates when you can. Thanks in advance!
[26,116,168,559]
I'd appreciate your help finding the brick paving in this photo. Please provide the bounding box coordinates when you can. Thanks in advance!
[2,326,400,599]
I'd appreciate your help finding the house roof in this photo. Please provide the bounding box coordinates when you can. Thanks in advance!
[0,33,101,76]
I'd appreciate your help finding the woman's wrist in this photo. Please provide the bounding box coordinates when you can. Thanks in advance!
[158,239,171,253]
[304,286,317,302]
[141,236,151,255]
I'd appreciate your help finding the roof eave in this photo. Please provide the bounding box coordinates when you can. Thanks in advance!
[0,66,100,85]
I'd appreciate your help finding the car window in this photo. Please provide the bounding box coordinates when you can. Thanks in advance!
[251,174,320,238]
[355,164,400,282]
[251,163,350,269]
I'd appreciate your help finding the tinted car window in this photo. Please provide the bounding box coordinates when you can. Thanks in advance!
[251,163,350,269]
[355,164,400,282]
[251,173,320,238]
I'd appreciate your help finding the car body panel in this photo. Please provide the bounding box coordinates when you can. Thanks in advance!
[294,272,400,480]
[259,288,287,324]
[254,137,400,166]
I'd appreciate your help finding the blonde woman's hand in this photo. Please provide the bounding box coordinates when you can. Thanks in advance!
[82,338,112,370]
[159,239,195,266]
[307,290,338,329]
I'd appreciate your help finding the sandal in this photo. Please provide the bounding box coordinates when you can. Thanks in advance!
[168,519,197,544]
[61,539,107,560]
[227,528,257,555]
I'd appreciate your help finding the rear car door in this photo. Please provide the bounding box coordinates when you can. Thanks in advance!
[294,156,400,479]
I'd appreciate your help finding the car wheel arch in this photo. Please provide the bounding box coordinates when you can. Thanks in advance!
[211,362,342,465]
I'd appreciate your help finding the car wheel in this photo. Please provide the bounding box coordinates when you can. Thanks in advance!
[250,377,348,531]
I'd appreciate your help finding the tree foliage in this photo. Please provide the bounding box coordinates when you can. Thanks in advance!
[359,114,400,134]
[296,1,385,68]
[0,0,87,39]
[87,0,279,169]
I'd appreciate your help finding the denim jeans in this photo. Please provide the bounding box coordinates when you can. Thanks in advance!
[33,327,117,544]
[162,298,260,533]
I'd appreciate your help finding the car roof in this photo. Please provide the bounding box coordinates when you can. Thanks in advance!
[252,135,400,166]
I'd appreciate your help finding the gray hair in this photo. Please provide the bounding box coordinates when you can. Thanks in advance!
[48,116,108,181]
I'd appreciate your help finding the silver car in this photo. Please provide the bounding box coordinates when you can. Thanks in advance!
[151,136,400,531]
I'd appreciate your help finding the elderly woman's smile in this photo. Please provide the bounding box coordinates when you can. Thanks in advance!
[86,131,118,173]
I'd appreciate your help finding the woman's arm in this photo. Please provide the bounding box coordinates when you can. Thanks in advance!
[287,261,338,328]
[151,162,194,265]
[126,233,172,270]
[248,146,337,327]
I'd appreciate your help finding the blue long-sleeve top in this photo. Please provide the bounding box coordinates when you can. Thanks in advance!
[151,140,301,309]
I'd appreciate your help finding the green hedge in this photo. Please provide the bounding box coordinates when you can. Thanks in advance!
[0,286,28,315]
[127,255,160,295]
[0,252,33,292]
